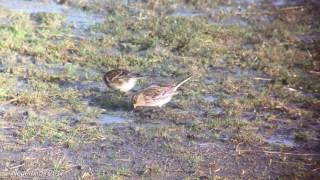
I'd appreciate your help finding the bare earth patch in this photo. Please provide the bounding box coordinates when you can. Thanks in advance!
[0,0,319,179]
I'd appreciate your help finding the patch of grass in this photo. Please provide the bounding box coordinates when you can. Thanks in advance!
[21,111,106,148]
[110,167,131,178]
[207,117,249,129]
[231,128,262,144]
[12,80,59,107]
[0,10,71,61]
[0,74,17,101]
[280,170,319,180]
[0,8,33,49]
[32,12,65,30]
[142,164,162,176]
[22,111,77,144]
[1,1,319,178]
[52,157,72,173]
[66,102,103,117]
[294,131,313,141]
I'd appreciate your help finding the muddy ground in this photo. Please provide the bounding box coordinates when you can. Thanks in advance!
[0,0,319,179]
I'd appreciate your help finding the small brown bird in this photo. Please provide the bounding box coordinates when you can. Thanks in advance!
[103,69,143,92]
[132,76,192,108]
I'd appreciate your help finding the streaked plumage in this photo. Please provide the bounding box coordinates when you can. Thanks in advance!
[132,76,192,108]
[103,69,143,92]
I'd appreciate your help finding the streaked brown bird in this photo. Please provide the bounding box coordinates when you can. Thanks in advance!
[103,69,143,92]
[132,76,192,108]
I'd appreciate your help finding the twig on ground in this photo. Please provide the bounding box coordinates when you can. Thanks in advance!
[0,96,20,105]
[253,77,272,81]
[309,71,320,75]
[239,149,320,156]
[237,144,320,156]
[236,142,244,155]
[312,168,320,172]
[9,164,24,170]
[234,6,305,16]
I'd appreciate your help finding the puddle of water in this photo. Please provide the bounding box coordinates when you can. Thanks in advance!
[0,104,18,112]
[294,32,320,45]
[38,61,101,79]
[62,81,105,92]
[121,0,146,6]
[214,6,235,14]
[272,0,302,7]
[203,77,217,85]
[265,135,296,147]
[212,107,224,115]
[170,8,206,17]
[98,47,122,57]
[218,132,231,141]
[242,42,255,50]
[209,17,249,27]
[234,68,256,79]
[0,0,105,31]
[0,64,7,72]
[235,0,263,4]
[202,107,225,117]
[100,114,130,125]
[208,66,257,81]
[202,95,219,103]
[16,79,29,91]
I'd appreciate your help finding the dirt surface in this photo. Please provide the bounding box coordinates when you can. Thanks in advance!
[0,0,319,179]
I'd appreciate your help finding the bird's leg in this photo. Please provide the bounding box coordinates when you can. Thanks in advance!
[119,91,126,97]
[124,91,131,96]
[159,106,166,114]
[130,104,135,113]
[149,107,155,114]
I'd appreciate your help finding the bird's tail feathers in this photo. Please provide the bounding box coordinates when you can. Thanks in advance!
[173,76,192,91]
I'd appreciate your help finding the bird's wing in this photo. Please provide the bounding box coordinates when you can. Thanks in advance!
[114,69,142,79]
[142,86,174,103]
[105,69,130,82]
